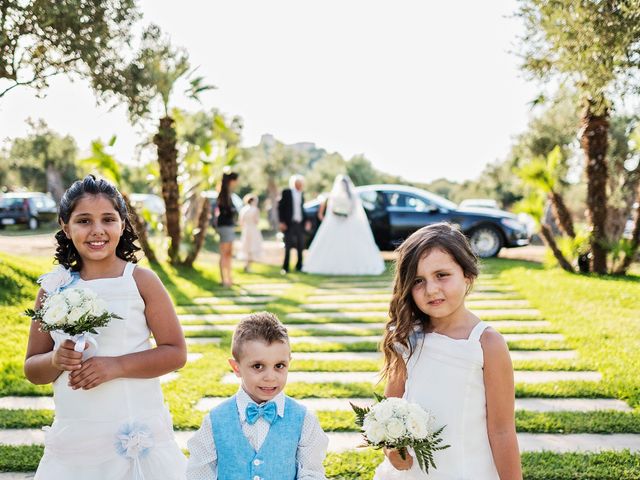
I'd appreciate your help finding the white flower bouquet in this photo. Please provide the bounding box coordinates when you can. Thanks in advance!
[351,395,449,474]
[331,195,352,217]
[25,287,121,355]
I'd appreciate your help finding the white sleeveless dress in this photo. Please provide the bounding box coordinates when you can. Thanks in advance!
[374,321,500,480]
[35,262,187,480]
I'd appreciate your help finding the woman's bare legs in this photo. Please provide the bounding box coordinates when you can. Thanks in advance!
[219,242,233,287]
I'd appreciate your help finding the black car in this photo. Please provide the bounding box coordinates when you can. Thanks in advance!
[0,192,58,230]
[303,184,530,258]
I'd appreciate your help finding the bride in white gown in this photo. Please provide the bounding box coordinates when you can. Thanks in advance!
[303,175,385,275]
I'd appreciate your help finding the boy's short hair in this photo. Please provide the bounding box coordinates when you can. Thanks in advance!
[232,312,289,360]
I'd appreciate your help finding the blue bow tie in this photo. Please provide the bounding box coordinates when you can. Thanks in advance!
[245,401,278,425]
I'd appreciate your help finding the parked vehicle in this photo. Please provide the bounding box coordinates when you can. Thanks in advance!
[459,198,500,210]
[202,191,244,227]
[129,193,166,232]
[623,202,639,239]
[304,184,530,258]
[0,192,58,230]
[459,197,537,238]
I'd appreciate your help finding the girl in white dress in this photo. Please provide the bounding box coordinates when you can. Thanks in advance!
[303,174,384,275]
[24,175,187,479]
[375,223,522,479]
[238,194,264,272]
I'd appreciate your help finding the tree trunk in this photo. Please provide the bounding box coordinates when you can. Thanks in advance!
[614,188,640,275]
[153,116,181,265]
[579,101,609,274]
[122,193,158,264]
[183,196,211,268]
[549,191,575,238]
[540,223,574,272]
[45,164,66,204]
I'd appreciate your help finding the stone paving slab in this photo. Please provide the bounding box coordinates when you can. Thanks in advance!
[182,320,552,334]
[293,352,382,361]
[292,350,578,362]
[180,313,248,322]
[238,283,292,289]
[0,474,34,479]
[182,323,385,333]
[195,397,631,413]
[4,429,637,456]
[319,282,392,289]
[300,300,532,310]
[516,433,640,453]
[473,285,516,292]
[179,304,261,313]
[307,294,392,302]
[310,288,391,295]
[159,372,180,384]
[221,370,600,385]
[306,292,524,302]
[324,432,640,454]
[289,335,381,344]
[284,333,564,344]
[193,296,277,304]
[286,309,542,320]
[2,432,638,471]
[316,276,396,283]
[185,337,222,345]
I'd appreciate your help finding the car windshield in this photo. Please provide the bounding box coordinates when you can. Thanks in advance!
[0,197,25,208]
[377,188,457,211]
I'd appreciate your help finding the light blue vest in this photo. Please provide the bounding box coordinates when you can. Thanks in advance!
[210,395,306,480]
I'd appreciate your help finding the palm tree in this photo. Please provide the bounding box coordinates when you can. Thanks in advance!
[115,25,214,265]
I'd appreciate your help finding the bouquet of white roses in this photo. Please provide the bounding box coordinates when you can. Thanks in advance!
[331,195,352,217]
[351,394,449,474]
[25,287,120,355]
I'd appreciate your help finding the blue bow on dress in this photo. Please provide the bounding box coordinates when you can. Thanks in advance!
[245,401,278,425]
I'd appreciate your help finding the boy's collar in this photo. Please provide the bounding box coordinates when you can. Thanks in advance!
[236,386,285,422]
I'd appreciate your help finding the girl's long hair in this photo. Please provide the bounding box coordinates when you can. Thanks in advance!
[55,175,140,271]
[381,223,479,382]
[218,170,239,208]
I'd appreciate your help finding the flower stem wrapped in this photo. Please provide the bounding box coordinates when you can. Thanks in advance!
[25,287,121,354]
[351,394,449,474]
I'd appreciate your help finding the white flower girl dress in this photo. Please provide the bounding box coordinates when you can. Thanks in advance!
[373,322,500,479]
[35,263,186,479]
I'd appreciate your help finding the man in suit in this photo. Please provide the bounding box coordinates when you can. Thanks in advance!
[278,174,311,273]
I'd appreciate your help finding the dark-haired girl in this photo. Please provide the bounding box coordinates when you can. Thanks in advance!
[24,175,187,479]
[215,170,239,287]
[374,223,522,479]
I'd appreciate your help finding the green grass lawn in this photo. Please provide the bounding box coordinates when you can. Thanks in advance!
[1,252,640,477]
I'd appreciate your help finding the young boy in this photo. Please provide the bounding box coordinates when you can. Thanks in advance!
[187,312,329,479]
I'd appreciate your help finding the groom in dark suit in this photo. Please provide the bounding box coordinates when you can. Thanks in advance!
[278,174,311,273]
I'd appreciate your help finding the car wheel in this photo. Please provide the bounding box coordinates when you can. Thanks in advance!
[469,226,502,258]
[28,217,39,230]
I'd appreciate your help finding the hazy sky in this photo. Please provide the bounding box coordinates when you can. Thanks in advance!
[0,0,541,184]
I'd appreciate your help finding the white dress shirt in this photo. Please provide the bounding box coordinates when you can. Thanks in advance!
[291,188,303,223]
[186,388,328,479]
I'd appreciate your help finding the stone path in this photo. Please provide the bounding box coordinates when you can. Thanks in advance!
[181,320,553,333]
[0,272,637,475]
[292,350,578,361]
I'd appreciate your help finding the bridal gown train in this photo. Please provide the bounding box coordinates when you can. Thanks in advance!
[302,189,385,276]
